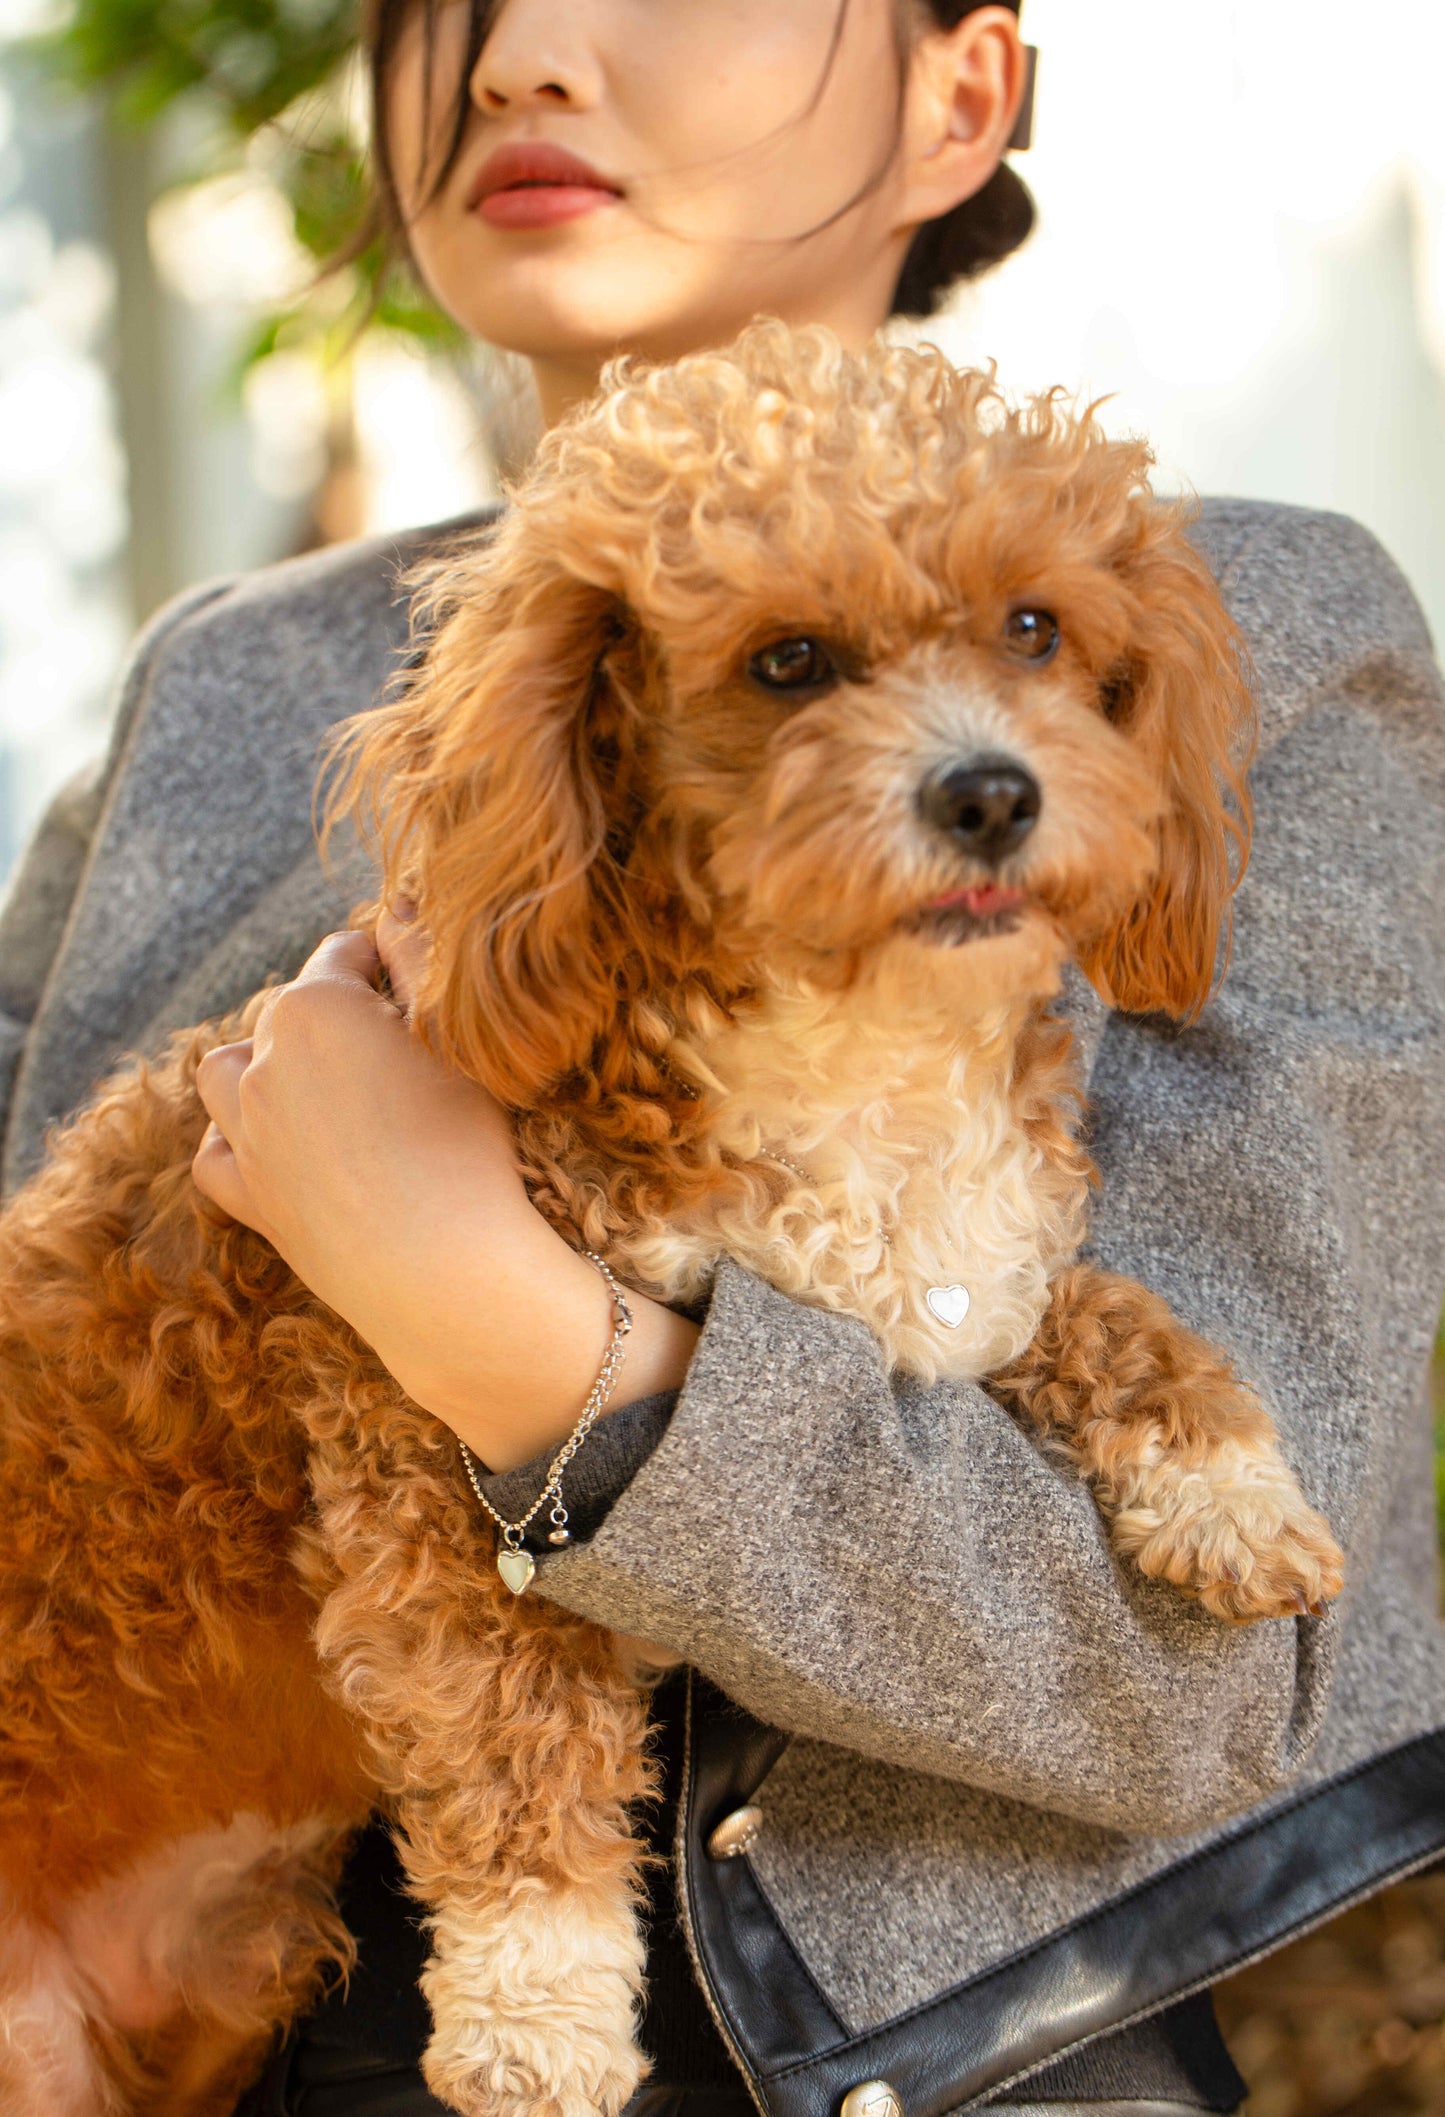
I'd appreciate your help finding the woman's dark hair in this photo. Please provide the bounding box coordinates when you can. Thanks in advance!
[358,0,1034,322]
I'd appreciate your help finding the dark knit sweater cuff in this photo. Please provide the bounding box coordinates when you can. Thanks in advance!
[471,1389,679,1552]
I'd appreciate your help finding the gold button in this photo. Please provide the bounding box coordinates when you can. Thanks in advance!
[840,2083,903,2117]
[705,1803,764,1860]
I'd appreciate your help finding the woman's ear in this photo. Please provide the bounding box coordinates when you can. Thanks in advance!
[327,522,649,1104]
[1078,523,1257,1021]
[899,5,1029,230]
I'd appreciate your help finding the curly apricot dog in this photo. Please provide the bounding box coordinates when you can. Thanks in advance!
[0,322,1343,2116]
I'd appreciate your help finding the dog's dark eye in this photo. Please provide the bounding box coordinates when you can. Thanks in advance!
[1004,608,1061,663]
[748,637,837,694]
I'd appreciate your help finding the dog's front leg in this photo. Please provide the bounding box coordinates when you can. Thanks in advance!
[303,1419,655,2117]
[411,1828,651,2117]
[990,1263,1344,1622]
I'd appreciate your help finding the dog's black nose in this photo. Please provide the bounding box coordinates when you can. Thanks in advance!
[920,756,1041,864]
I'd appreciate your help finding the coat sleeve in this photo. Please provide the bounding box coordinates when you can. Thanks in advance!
[513,508,1445,1837]
[0,580,234,1184]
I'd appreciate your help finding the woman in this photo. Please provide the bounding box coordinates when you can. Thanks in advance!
[3,2,1442,2113]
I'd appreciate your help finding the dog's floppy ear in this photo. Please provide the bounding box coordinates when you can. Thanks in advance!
[1077,515,1257,1021]
[328,522,649,1105]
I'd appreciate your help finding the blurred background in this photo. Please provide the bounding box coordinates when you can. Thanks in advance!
[0,0,1441,2109]
[0,0,1441,878]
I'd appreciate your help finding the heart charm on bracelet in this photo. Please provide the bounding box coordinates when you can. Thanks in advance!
[497,1548,536,1595]
[926,1283,971,1329]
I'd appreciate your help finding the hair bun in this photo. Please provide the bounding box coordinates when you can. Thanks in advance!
[890,163,1035,320]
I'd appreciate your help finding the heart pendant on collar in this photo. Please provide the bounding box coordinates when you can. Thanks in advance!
[926,1284,971,1329]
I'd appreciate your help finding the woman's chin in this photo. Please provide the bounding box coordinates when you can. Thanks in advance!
[417,225,814,380]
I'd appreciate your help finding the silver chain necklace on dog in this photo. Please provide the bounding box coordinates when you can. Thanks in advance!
[759,1150,971,1329]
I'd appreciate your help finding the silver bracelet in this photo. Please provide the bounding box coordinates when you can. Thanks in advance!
[456,1251,633,1596]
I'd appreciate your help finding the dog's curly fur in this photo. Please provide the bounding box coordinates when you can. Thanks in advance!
[0,323,1343,2115]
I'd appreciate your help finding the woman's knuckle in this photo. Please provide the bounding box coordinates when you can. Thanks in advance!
[267,979,320,1038]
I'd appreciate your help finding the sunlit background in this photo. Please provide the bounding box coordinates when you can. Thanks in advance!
[0,0,1440,886]
[0,9,1442,2109]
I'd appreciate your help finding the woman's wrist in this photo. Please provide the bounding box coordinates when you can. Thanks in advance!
[387,1205,699,1473]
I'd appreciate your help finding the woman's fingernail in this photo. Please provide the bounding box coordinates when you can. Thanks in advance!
[391,895,417,924]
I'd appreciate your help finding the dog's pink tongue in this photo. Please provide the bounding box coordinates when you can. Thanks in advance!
[931,883,1027,915]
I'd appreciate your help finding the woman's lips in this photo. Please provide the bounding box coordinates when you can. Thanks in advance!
[480,186,614,229]
[469,141,622,229]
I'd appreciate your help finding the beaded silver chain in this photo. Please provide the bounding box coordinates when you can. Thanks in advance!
[456,1250,633,1595]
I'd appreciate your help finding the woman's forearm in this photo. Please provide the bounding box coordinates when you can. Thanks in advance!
[391,1202,699,1472]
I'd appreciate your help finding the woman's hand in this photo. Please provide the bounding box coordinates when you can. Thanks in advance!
[191,914,698,1471]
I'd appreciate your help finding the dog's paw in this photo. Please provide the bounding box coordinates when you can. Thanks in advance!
[421,2025,645,2117]
[419,1886,647,2117]
[1110,1446,1345,1625]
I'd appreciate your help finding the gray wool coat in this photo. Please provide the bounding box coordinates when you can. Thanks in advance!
[2,498,1444,2116]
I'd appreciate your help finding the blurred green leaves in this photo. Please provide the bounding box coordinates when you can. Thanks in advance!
[29,0,357,134]
[23,0,462,367]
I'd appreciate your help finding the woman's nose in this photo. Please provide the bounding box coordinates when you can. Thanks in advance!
[470,0,604,113]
